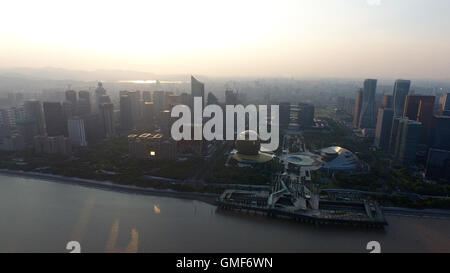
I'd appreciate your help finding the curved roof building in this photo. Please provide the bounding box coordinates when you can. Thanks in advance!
[232,130,274,163]
[319,146,360,171]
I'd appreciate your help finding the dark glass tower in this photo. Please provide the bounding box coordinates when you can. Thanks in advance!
[358,79,377,129]
[393,80,410,117]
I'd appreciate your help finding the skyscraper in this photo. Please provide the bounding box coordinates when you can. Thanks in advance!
[191,76,205,108]
[24,100,46,136]
[142,91,152,102]
[403,95,432,121]
[120,95,134,131]
[396,119,422,165]
[153,91,165,115]
[225,89,238,105]
[389,116,402,156]
[127,90,141,126]
[298,103,314,128]
[78,91,91,115]
[393,80,411,117]
[374,108,394,151]
[159,110,172,137]
[93,82,107,114]
[180,93,193,109]
[441,93,450,116]
[68,117,87,146]
[425,149,450,182]
[65,90,77,103]
[99,103,115,138]
[403,95,419,120]
[142,102,155,130]
[82,114,103,145]
[431,115,450,151]
[207,92,218,105]
[382,94,393,108]
[43,102,67,136]
[95,82,106,96]
[358,79,377,129]
[279,102,291,129]
[353,89,363,128]
[417,96,435,145]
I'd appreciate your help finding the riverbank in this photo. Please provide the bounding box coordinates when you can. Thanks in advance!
[0,169,219,205]
[1,168,450,220]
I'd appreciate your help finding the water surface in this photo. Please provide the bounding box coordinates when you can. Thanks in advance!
[0,174,449,253]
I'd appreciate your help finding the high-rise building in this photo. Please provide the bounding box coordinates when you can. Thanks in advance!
[225,90,238,105]
[120,95,134,130]
[159,110,172,137]
[142,102,155,130]
[142,91,152,102]
[83,114,103,145]
[374,108,394,151]
[12,106,26,124]
[43,102,67,136]
[78,91,91,115]
[389,116,402,155]
[167,94,181,109]
[0,133,25,152]
[382,94,393,108]
[0,109,12,137]
[402,95,435,146]
[180,93,192,109]
[353,89,363,128]
[344,98,355,115]
[99,103,115,138]
[191,76,205,108]
[62,101,75,118]
[65,90,77,103]
[279,102,291,129]
[358,79,377,129]
[425,149,450,182]
[393,80,411,117]
[396,119,422,165]
[68,117,87,146]
[417,96,435,145]
[430,115,450,151]
[93,82,107,114]
[153,91,165,115]
[98,95,111,105]
[336,96,346,110]
[164,91,174,110]
[16,119,35,145]
[297,103,314,128]
[127,91,141,126]
[441,93,450,116]
[95,82,106,96]
[207,92,218,105]
[0,107,23,130]
[403,95,431,121]
[24,100,46,136]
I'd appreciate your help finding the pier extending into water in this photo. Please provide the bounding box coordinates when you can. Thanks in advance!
[216,190,388,228]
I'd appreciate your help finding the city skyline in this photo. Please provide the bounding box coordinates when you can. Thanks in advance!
[0,0,450,255]
[1,0,450,79]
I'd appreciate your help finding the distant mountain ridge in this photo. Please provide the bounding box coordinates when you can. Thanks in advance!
[0,67,188,82]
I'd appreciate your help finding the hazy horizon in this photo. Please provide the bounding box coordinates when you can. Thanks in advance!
[1,0,450,79]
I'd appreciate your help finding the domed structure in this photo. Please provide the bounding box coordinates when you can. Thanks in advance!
[231,130,274,164]
[319,146,361,171]
[235,130,260,156]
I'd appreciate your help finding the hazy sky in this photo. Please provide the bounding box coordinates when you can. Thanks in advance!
[1,0,449,78]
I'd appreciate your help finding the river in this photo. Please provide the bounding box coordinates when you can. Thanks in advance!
[0,174,448,253]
